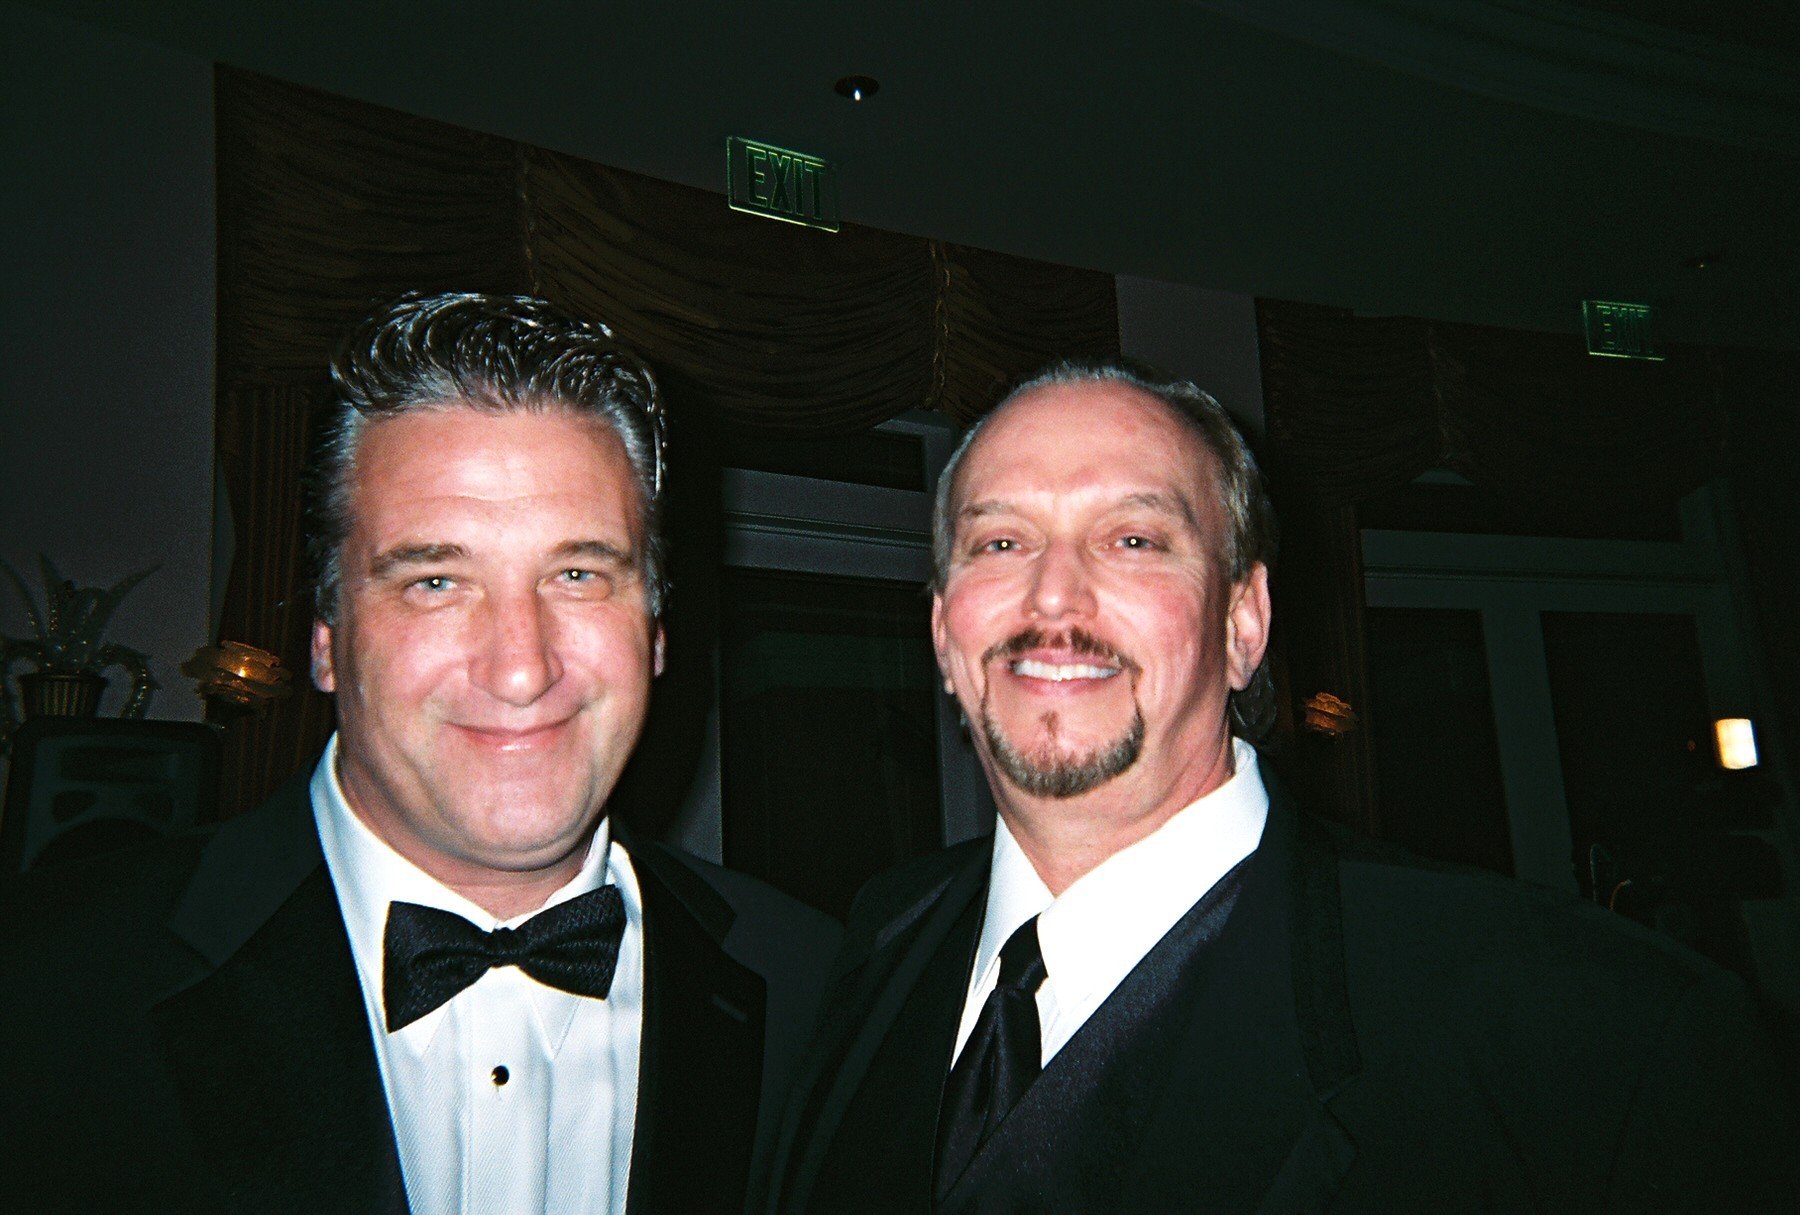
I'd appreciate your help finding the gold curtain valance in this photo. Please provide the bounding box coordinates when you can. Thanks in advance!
[1257,299,1726,521]
[217,68,1117,426]
[217,71,524,386]
[519,146,933,432]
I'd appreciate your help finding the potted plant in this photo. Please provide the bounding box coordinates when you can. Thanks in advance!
[0,554,159,743]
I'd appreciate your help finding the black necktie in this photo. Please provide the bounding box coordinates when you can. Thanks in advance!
[382,883,627,1032]
[936,915,1049,1195]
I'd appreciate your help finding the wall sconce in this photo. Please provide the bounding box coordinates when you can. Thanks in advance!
[182,641,292,710]
[1714,718,1758,770]
[1302,692,1358,738]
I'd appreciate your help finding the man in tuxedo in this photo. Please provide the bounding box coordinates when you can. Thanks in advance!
[761,360,1796,1213]
[1,292,838,1214]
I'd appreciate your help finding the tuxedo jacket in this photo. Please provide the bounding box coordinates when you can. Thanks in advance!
[761,780,1797,1213]
[0,773,840,1215]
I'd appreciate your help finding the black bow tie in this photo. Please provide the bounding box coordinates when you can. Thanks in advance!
[382,884,627,1031]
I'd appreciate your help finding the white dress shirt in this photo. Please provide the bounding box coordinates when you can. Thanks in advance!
[952,737,1269,1067]
[311,734,644,1215]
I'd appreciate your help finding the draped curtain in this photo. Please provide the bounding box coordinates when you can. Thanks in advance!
[212,68,1117,815]
[1255,299,1786,832]
[211,385,336,816]
[1261,301,1725,514]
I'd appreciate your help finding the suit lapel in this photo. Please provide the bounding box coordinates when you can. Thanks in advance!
[623,833,768,1215]
[1252,800,1363,1214]
[1117,781,1360,1214]
[150,781,407,1215]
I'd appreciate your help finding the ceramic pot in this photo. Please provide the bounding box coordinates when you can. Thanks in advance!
[17,671,107,718]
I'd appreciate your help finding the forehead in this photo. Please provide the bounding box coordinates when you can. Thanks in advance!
[952,379,1219,517]
[347,404,639,523]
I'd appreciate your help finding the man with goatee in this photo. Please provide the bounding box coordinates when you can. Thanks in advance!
[760,359,1795,1214]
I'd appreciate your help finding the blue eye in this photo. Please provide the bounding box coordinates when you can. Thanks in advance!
[416,575,453,591]
[556,568,617,598]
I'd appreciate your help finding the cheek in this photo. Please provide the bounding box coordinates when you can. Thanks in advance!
[1111,585,1220,670]
[936,591,999,683]
[569,613,657,691]
[343,614,467,709]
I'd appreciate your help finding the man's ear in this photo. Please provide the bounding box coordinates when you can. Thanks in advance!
[1225,563,1272,692]
[652,624,666,678]
[311,619,338,693]
[930,593,953,692]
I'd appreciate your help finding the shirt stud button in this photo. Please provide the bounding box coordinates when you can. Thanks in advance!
[492,1065,510,1086]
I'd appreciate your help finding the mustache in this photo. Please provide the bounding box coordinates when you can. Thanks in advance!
[983,627,1138,673]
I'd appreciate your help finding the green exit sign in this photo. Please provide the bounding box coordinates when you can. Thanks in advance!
[1582,300,1664,361]
[727,137,839,232]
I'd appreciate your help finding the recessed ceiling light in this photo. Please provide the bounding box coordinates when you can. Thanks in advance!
[834,75,880,103]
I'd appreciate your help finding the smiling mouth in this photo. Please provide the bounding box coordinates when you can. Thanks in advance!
[1010,658,1120,682]
[453,721,573,751]
[988,627,1136,685]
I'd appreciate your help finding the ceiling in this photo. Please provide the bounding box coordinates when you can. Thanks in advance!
[30,0,1800,349]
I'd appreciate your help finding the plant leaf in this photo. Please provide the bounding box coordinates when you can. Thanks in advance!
[83,564,160,649]
[0,556,158,672]
[39,554,71,637]
[0,555,45,640]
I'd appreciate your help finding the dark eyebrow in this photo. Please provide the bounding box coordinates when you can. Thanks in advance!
[368,539,638,580]
[957,493,1200,529]
[1118,491,1201,530]
[956,500,1016,523]
[369,543,467,579]
[553,539,638,568]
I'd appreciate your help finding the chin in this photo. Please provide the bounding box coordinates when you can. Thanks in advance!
[463,824,596,872]
[455,793,599,850]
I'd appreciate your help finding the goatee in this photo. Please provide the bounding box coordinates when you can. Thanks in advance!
[982,703,1145,799]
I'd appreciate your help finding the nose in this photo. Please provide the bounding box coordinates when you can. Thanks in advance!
[474,589,562,706]
[1025,540,1096,622]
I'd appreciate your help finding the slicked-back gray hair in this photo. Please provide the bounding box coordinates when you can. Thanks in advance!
[305,292,668,623]
[930,357,1280,739]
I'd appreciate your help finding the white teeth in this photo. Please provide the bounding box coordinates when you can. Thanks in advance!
[1011,659,1119,682]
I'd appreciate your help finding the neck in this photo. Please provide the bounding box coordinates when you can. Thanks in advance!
[392,836,591,921]
[994,738,1238,896]
[344,804,597,922]
[451,862,587,920]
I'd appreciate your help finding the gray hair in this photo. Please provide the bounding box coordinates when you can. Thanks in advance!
[305,292,668,623]
[930,357,1280,739]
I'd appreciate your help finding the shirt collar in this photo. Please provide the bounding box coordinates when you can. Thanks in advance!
[310,733,617,1051]
[972,737,1269,1008]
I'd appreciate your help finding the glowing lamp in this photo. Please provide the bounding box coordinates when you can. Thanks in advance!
[183,641,293,709]
[1302,692,1358,738]
[1714,718,1758,771]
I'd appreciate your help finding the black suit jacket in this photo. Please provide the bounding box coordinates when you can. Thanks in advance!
[762,779,1798,1213]
[0,773,840,1215]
